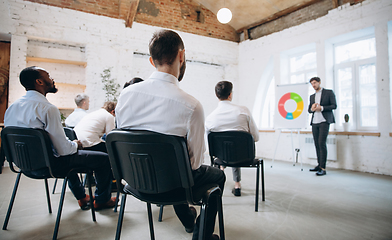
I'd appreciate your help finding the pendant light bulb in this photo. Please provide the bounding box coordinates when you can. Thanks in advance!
[217,7,232,24]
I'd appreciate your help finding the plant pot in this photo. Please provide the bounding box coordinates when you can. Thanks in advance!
[342,122,349,132]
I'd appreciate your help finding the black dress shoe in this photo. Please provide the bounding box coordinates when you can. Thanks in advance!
[232,188,241,196]
[309,166,321,172]
[316,169,326,176]
[185,206,197,233]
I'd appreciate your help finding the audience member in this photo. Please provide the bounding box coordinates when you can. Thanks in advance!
[116,30,225,240]
[73,101,116,153]
[4,66,116,210]
[205,81,259,197]
[65,93,89,127]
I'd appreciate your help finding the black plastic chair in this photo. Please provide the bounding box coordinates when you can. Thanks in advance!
[52,127,80,194]
[106,129,225,240]
[1,126,96,240]
[208,131,265,212]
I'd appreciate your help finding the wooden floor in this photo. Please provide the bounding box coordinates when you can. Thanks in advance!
[0,160,392,240]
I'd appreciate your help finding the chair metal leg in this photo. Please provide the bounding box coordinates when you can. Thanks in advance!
[114,190,120,213]
[115,194,127,240]
[147,203,155,240]
[217,195,225,240]
[52,178,58,194]
[44,179,52,214]
[255,161,260,212]
[158,205,164,222]
[2,172,21,230]
[53,177,68,240]
[261,159,265,201]
[86,171,96,222]
[198,203,207,240]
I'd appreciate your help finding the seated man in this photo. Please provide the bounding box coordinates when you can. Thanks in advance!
[205,81,259,197]
[65,93,89,128]
[4,66,116,210]
[73,101,116,153]
[116,29,225,240]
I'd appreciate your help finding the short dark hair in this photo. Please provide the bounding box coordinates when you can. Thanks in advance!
[123,77,144,89]
[309,77,321,83]
[149,30,184,66]
[19,66,41,90]
[215,81,233,100]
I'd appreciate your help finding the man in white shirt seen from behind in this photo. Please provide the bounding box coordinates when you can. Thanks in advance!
[206,81,259,197]
[74,101,116,153]
[65,93,89,128]
[4,66,116,210]
[116,29,225,240]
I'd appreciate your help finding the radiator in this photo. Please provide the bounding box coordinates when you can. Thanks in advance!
[305,135,337,161]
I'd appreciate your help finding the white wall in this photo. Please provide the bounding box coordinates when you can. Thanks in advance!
[1,0,238,116]
[239,0,392,175]
[2,0,392,175]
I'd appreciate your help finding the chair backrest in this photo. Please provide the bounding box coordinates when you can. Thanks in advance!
[208,131,255,165]
[1,126,56,178]
[63,127,78,140]
[106,129,194,195]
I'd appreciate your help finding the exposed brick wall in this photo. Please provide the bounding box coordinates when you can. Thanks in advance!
[249,0,334,40]
[248,0,367,40]
[24,0,239,42]
[135,0,239,42]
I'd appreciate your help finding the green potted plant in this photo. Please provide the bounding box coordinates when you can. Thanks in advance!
[101,68,120,102]
[343,114,349,132]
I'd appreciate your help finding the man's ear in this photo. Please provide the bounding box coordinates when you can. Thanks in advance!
[35,78,44,86]
[149,57,155,67]
[179,49,185,64]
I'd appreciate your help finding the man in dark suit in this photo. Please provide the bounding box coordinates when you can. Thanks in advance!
[308,77,337,176]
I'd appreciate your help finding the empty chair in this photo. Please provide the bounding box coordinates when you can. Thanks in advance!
[106,129,225,240]
[1,126,96,240]
[208,131,265,212]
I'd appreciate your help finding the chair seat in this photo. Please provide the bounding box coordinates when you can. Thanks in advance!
[124,183,220,205]
[214,157,261,168]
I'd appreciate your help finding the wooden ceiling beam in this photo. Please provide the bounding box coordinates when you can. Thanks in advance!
[332,0,339,8]
[236,0,324,33]
[119,0,140,28]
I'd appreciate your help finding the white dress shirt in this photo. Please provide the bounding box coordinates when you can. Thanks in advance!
[65,108,87,127]
[205,100,259,142]
[73,108,115,148]
[4,90,77,156]
[116,71,206,170]
[312,88,326,124]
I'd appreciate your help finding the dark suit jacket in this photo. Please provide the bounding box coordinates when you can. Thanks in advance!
[308,88,337,125]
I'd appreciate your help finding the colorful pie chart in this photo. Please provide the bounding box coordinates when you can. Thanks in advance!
[278,92,304,120]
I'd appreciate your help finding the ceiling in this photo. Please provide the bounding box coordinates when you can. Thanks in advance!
[194,0,321,32]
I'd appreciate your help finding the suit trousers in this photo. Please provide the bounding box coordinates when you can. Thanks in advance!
[56,150,113,204]
[312,122,330,169]
[173,165,225,240]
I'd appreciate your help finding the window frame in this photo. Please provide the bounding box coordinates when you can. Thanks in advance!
[333,35,377,131]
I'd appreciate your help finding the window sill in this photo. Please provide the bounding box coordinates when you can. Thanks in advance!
[259,129,380,137]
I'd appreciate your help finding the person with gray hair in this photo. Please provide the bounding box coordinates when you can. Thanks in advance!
[65,93,89,127]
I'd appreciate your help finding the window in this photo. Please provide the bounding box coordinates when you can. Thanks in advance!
[334,36,377,130]
[289,51,317,85]
[260,78,275,128]
[288,50,317,128]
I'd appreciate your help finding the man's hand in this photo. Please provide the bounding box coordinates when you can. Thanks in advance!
[311,103,318,112]
[311,103,322,112]
[73,140,83,150]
